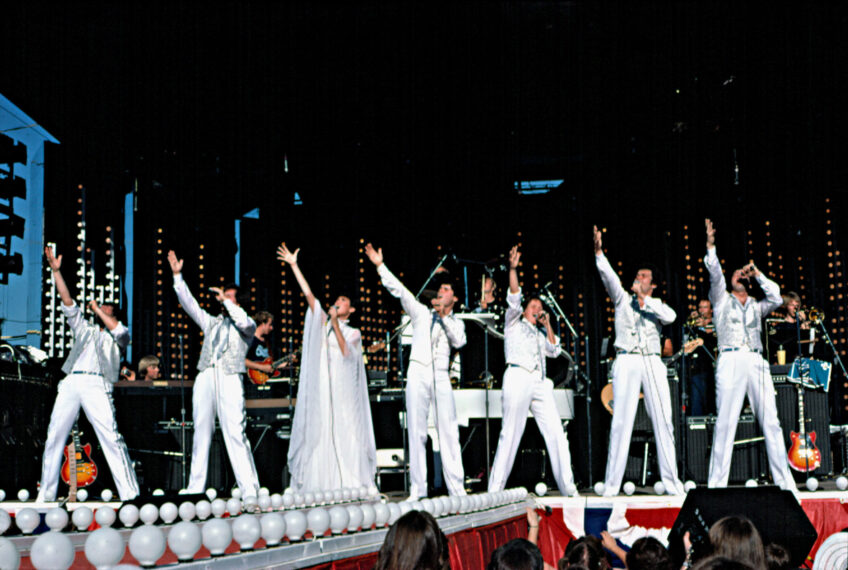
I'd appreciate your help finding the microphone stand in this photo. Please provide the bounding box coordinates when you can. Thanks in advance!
[178,333,188,490]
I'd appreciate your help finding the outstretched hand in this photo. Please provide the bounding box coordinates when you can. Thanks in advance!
[593,225,603,253]
[706,218,716,248]
[277,242,299,266]
[45,246,62,271]
[600,530,617,551]
[208,286,226,302]
[364,243,383,266]
[509,245,521,269]
[167,250,183,275]
[525,507,540,528]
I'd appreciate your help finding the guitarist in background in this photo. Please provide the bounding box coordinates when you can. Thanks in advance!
[686,299,717,416]
[37,245,139,502]
[245,311,283,379]
[703,219,796,491]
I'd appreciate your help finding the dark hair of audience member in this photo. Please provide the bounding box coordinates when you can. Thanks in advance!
[374,510,450,570]
[764,543,791,570]
[488,538,544,570]
[692,556,755,570]
[708,516,765,570]
[625,536,671,570]
[558,535,609,570]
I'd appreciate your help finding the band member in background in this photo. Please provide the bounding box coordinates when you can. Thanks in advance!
[366,243,467,499]
[37,245,139,502]
[477,276,499,311]
[137,355,161,380]
[245,311,280,377]
[703,219,795,491]
[594,226,684,496]
[278,243,376,492]
[686,299,717,416]
[168,250,261,497]
[769,291,816,363]
[488,246,577,495]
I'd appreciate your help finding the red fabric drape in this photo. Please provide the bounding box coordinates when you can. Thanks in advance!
[535,508,576,567]
[800,499,848,563]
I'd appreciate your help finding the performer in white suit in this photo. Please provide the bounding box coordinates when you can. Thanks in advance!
[278,243,376,492]
[366,243,467,499]
[37,245,139,502]
[703,219,796,490]
[488,246,576,495]
[168,250,260,497]
[594,226,684,496]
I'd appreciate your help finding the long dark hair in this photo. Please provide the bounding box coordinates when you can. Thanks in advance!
[374,510,451,570]
[708,516,765,570]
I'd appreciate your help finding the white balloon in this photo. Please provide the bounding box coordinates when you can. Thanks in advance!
[30,531,74,570]
[341,488,352,501]
[332,489,343,502]
[231,488,242,500]
[226,498,242,517]
[282,494,295,508]
[210,499,227,518]
[16,489,29,502]
[77,489,89,502]
[283,510,307,541]
[100,489,114,502]
[458,496,470,513]
[534,482,548,497]
[293,492,305,507]
[205,488,218,501]
[398,501,412,516]
[195,500,212,521]
[345,504,363,532]
[836,476,848,491]
[178,501,196,522]
[72,506,94,531]
[373,503,390,527]
[684,480,697,492]
[158,502,178,525]
[623,482,636,496]
[360,503,376,530]
[260,512,286,546]
[201,518,232,556]
[258,495,272,512]
[119,504,139,528]
[243,495,258,512]
[449,496,461,515]
[653,481,666,495]
[232,514,262,550]
[303,492,315,506]
[306,508,330,538]
[368,484,379,499]
[806,477,819,492]
[94,507,116,528]
[128,525,166,566]
[745,479,758,488]
[151,489,164,497]
[358,485,368,500]
[139,504,160,525]
[85,527,125,569]
[167,520,202,561]
[45,507,69,531]
[0,537,20,570]
[387,502,402,525]
[0,490,5,502]
[313,491,325,504]
[270,493,283,510]
[566,483,579,497]
[437,497,451,517]
[420,498,435,515]
[0,510,10,535]
[15,508,41,534]
[593,482,606,495]
[328,506,349,534]
[258,487,270,498]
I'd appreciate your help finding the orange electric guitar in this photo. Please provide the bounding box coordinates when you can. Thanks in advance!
[787,383,822,472]
[61,423,98,496]
[247,352,298,385]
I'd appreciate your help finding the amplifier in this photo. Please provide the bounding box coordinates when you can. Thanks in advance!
[685,415,765,484]
[773,380,832,476]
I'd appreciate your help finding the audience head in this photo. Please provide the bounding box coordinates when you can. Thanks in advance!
[558,535,608,570]
[764,543,791,570]
[488,538,543,570]
[692,556,755,570]
[375,510,450,570]
[626,536,671,570]
[708,516,765,570]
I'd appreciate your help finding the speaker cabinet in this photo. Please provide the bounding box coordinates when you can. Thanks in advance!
[685,415,766,484]
[774,377,833,476]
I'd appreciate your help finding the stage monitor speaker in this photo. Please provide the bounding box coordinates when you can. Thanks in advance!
[685,415,765,484]
[668,487,817,569]
[774,379,833,476]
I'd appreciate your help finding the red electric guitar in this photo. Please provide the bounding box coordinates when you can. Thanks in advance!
[247,352,298,385]
[60,423,98,497]
[787,384,821,472]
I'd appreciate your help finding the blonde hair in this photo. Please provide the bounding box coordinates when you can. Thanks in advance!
[138,355,160,379]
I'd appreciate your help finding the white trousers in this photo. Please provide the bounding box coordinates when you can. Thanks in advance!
[488,368,575,493]
[604,354,683,496]
[406,362,466,499]
[707,352,795,490]
[187,366,260,496]
[38,374,139,501]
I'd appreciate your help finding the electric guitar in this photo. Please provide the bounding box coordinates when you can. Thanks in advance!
[60,423,98,497]
[247,352,298,385]
[601,338,704,415]
[787,381,822,472]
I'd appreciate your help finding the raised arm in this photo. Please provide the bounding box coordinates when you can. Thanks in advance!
[747,262,783,316]
[504,246,523,329]
[89,300,130,348]
[704,219,728,306]
[508,245,520,295]
[366,243,428,320]
[277,242,317,311]
[594,226,627,304]
[168,250,214,331]
[46,246,73,307]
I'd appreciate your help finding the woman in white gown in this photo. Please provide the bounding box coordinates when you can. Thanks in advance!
[278,243,376,492]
